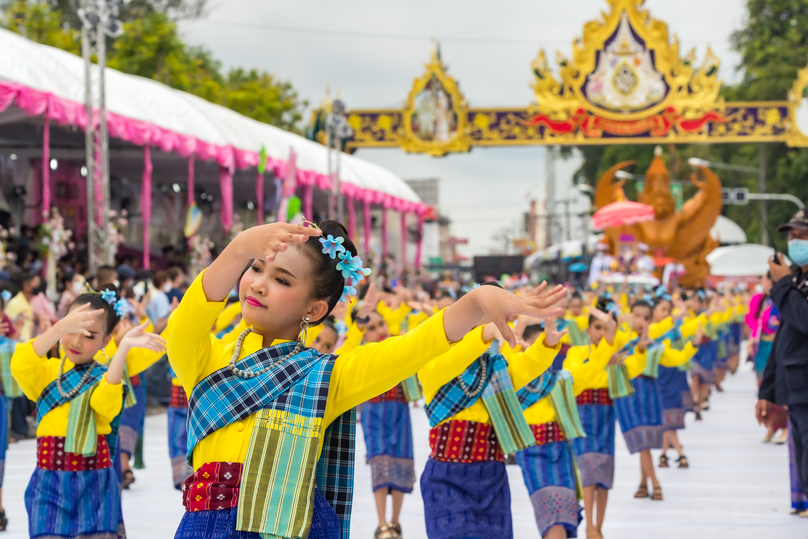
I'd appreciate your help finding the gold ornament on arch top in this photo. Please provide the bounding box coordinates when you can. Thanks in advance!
[786,63,808,147]
[530,0,724,123]
[398,45,472,156]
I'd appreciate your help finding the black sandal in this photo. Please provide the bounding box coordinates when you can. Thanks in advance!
[122,469,136,490]
[0,510,8,531]
[659,454,669,468]
[677,455,689,469]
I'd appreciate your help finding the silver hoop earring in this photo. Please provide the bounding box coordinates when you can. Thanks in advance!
[300,316,310,346]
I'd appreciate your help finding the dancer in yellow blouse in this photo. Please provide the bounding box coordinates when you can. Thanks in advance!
[11,286,165,539]
[165,220,567,539]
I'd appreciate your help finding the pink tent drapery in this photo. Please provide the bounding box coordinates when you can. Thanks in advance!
[187,157,194,209]
[381,208,388,260]
[141,145,153,270]
[219,166,234,234]
[42,117,50,219]
[400,212,407,271]
[303,183,314,221]
[363,200,371,256]
[347,195,356,238]
[415,212,425,269]
[256,170,264,225]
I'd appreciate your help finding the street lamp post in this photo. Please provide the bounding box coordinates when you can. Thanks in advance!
[325,99,354,224]
[79,0,124,274]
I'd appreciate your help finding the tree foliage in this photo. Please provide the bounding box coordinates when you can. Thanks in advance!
[0,1,307,132]
[571,0,808,248]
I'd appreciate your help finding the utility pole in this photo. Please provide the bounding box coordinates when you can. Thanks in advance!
[80,0,123,273]
[545,146,556,247]
[758,143,768,247]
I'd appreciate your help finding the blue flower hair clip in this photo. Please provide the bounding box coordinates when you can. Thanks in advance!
[336,251,372,284]
[114,298,131,317]
[100,289,117,305]
[605,301,620,316]
[319,235,346,260]
[643,294,653,303]
[340,285,357,303]
[0,290,10,302]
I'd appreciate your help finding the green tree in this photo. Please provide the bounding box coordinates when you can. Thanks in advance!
[571,0,808,247]
[224,68,307,132]
[0,1,80,53]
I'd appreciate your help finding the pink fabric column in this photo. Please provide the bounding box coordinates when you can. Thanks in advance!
[401,211,407,271]
[347,195,356,238]
[256,170,264,225]
[303,183,314,221]
[381,207,388,259]
[363,200,371,256]
[415,212,425,269]
[42,117,50,219]
[141,145,152,270]
[219,166,234,234]
[187,157,195,209]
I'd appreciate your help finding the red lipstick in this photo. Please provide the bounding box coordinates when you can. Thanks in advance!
[246,296,266,308]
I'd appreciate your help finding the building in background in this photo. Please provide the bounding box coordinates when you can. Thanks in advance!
[405,178,467,264]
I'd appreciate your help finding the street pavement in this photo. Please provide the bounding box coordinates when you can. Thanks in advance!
[1,362,804,538]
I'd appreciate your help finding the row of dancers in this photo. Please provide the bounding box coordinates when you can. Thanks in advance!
[0,219,748,539]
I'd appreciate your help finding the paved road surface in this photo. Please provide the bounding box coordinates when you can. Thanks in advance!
[2,364,804,538]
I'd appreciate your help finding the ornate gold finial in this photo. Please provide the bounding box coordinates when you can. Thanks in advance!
[430,39,441,63]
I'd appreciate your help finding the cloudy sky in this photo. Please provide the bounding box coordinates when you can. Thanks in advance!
[181,0,748,256]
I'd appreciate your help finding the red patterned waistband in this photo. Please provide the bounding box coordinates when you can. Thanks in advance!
[182,461,243,512]
[369,385,407,404]
[170,384,189,408]
[577,388,613,406]
[130,373,143,386]
[530,422,565,445]
[429,419,504,463]
[37,436,112,471]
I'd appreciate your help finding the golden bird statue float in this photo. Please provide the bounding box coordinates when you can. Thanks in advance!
[594,146,723,288]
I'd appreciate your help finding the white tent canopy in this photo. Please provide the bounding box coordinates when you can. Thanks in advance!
[0,27,422,208]
[707,243,782,277]
[710,215,747,245]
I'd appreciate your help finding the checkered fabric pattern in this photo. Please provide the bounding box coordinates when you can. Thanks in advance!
[516,371,558,410]
[187,342,356,539]
[425,353,494,428]
[35,362,107,424]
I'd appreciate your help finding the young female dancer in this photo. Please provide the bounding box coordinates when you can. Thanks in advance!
[11,287,166,539]
[564,304,621,539]
[613,300,700,501]
[165,221,566,539]
[340,284,418,539]
[686,291,717,420]
[418,306,565,539]
[514,319,585,538]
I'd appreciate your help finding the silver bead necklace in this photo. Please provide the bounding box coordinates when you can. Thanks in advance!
[456,355,489,398]
[227,320,308,379]
[56,355,99,400]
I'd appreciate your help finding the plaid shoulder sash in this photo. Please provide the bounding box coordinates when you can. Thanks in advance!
[517,370,585,440]
[425,351,535,455]
[35,362,107,424]
[516,371,558,410]
[187,343,356,539]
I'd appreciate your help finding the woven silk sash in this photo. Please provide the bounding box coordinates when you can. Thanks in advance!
[35,362,107,425]
[547,371,585,440]
[401,375,423,402]
[425,351,535,455]
[566,320,589,347]
[122,365,137,409]
[0,337,22,398]
[516,371,557,410]
[606,364,634,399]
[642,345,664,379]
[186,342,355,539]
[65,382,99,456]
[481,354,536,454]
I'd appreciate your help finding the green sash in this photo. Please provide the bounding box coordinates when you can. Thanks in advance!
[606,364,634,399]
[65,382,99,456]
[122,367,137,409]
[400,375,423,402]
[566,320,589,347]
[0,338,22,398]
[546,371,585,440]
[480,354,536,455]
[642,346,664,379]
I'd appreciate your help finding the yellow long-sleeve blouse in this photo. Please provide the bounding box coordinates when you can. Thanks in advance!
[376,301,412,336]
[166,271,451,469]
[10,341,124,437]
[419,326,560,426]
[562,338,619,394]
